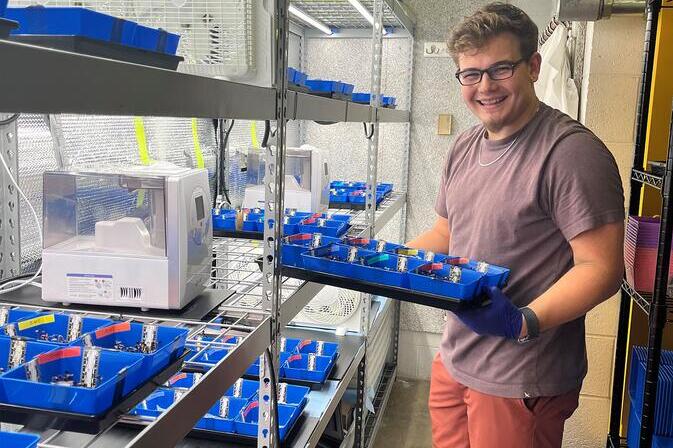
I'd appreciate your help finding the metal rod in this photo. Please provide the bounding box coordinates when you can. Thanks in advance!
[640,98,673,447]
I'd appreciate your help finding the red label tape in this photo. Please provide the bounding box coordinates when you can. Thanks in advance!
[37,346,82,365]
[95,321,131,339]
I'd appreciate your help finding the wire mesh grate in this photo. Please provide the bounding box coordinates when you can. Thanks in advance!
[290,0,401,29]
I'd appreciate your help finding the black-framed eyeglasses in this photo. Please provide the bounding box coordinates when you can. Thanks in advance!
[455,58,526,86]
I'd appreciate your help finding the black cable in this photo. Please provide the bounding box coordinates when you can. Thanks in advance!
[216,119,235,207]
[261,120,271,148]
[363,122,374,140]
[264,347,281,445]
[0,113,20,126]
[213,120,221,209]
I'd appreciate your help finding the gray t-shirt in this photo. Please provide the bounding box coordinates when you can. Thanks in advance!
[435,102,624,398]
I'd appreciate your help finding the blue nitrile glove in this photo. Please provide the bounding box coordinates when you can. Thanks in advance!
[453,286,523,339]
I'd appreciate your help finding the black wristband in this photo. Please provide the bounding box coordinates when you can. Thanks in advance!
[519,307,540,341]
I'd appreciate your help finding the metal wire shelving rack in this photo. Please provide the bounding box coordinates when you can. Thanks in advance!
[607,3,673,447]
[0,0,415,446]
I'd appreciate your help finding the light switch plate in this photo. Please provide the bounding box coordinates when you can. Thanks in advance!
[438,114,452,135]
[423,42,450,58]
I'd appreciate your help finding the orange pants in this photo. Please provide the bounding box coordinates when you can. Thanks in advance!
[429,353,580,448]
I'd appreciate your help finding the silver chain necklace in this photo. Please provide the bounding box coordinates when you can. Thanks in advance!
[478,133,520,167]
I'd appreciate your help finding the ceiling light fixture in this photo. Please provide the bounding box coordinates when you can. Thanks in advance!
[289,5,333,35]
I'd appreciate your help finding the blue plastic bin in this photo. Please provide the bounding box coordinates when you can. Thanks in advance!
[301,244,375,278]
[0,431,40,448]
[0,0,8,17]
[341,83,355,95]
[630,349,673,437]
[298,217,349,237]
[347,189,385,205]
[330,188,349,204]
[287,67,307,86]
[344,237,405,254]
[0,307,40,327]
[282,233,342,268]
[382,96,397,107]
[282,338,339,362]
[165,371,202,389]
[347,252,427,288]
[306,79,343,94]
[628,402,673,448]
[279,352,335,384]
[76,321,187,390]
[6,7,136,45]
[445,258,510,288]
[408,264,486,301]
[213,209,236,231]
[0,338,59,375]
[234,399,302,441]
[132,24,180,55]
[0,346,144,415]
[200,396,248,432]
[4,313,112,345]
[394,247,448,264]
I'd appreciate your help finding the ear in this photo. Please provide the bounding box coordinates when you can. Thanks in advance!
[529,52,542,82]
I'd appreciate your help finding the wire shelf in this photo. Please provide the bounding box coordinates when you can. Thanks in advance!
[290,0,402,29]
[621,280,673,322]
[632,168,663,190]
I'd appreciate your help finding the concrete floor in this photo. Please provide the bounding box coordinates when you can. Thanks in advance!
[372,379,432,448]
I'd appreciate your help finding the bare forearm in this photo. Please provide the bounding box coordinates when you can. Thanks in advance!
[527,261,623,333]
[406,229,450,254]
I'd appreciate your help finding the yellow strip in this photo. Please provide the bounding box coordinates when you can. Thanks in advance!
[134,117,150,207]
[134,117,151,166]
[250,121,260,149]
[191,118,205,169]
[18,314,55,331]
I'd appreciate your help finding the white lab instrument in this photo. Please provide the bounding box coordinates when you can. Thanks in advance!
[41,164,212,310]
[243,145,330,212]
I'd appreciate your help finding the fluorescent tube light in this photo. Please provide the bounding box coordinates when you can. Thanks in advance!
[289,5,333,35]
[347,0,388,35]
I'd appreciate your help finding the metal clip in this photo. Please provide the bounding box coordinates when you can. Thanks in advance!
[375,240,387,253]
[310,233,323,249]
[476,261,490,273]
[280,337,287,352]
[219,396,230,418]
[66,315,83,342]
[5,323,16,338]
[278,382,288,404]
[82,333,93,347]
[80,347,101,388]
[449,266,462,283]
[317,218,327,227]
[25,359,39,382]
[424,251,435,262]
[233,378,243,398]
[287,208,296,216]
[193,372,203,383]
[141,324,158,354]
[396,256,408,272]
[174,388,186,402]
[9,339,27,369]
[347,246,358,263]
[283,216,290,224]
[308,353,317,371]
[0,307,8,326]
[326,212,334,219]
[316,341,324,356]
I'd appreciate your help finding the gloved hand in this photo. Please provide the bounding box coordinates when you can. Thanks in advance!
[453,286,523,339]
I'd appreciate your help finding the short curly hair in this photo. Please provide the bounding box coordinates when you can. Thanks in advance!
[448,3,538,63]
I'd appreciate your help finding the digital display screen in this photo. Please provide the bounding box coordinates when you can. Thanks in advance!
[195,195,205,220]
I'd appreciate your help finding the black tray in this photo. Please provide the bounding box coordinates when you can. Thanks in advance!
[214,229,264,240]
[328,201,380,211]
[120,414,306,447]
[0,18,18,39]
[0,349,190,434]
[282,266,487,311]
[9,35,184,70]
[305,90,353,101]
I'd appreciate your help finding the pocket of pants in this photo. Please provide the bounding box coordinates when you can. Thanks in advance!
[517,397,540,417]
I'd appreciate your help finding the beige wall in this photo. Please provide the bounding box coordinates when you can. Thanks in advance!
[564,15,644,448]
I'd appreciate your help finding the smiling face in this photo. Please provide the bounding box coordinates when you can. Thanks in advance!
[456,32,541,140]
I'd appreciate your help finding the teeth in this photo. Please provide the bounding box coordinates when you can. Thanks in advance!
[479,97,505,105]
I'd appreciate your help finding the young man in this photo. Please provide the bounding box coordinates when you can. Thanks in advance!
[407,3,625,447]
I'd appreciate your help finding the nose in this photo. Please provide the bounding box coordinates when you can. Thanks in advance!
[478,74,498,93]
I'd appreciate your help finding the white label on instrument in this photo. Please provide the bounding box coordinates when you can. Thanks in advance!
[81,347,101,388]
[66,273,113,300]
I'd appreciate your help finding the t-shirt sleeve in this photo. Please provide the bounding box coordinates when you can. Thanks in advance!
[434,150,451,218]
[541,131,625,241]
